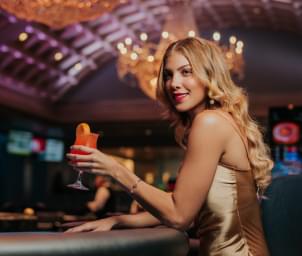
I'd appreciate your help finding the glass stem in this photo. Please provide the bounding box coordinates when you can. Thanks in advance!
[77,170,83,184]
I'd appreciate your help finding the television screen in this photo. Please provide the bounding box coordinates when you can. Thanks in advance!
[272,122,300,144]
[7,130,32,156]
[40,139,64,162]
[269,107,302,178]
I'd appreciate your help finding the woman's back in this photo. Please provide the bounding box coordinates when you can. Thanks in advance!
[195,110,269,256]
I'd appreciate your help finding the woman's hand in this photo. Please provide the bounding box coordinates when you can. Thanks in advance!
[66,146,119,177]
[65,217,118,233]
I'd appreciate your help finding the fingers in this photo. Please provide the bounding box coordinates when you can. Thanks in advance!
[92,224,114,232]
[66,153,93,161]
[74,161,98,168]
[66,154,98,169]
[66,147,111,176]
[65,218,115,233]
[92,227,107,232]
[65,223,93,233]
[65,220,110,233]
[71,163,101,175]
[70,145,96,153]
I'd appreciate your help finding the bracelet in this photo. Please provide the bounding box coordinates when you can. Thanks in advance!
[130,178,142,195]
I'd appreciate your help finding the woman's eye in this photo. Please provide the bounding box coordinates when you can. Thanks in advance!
[164,72,172,81]
[182,69,192,76]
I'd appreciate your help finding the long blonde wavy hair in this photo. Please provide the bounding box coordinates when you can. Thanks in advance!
[156,37,273,190]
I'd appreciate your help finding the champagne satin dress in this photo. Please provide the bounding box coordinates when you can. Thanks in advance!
[195,111,269,256]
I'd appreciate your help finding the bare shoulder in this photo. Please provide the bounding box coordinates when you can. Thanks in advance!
[187,110,229,159]
[192,110,230,133]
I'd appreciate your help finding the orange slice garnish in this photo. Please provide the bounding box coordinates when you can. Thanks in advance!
[76,123,90,136]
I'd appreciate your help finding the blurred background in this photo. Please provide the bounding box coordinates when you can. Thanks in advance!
[0,0,301,232]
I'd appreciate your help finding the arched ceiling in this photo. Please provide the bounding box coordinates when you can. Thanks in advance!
[0,0,301,122]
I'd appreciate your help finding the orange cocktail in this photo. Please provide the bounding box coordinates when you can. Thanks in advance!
[70,133,99,158]
[67,123,99,190]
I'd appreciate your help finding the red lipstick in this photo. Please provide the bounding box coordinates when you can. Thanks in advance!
[173,93,188,103]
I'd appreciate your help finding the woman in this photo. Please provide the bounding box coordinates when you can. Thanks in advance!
[87,176,114,217]
[66,37,273,256]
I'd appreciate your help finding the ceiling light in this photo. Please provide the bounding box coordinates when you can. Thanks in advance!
[18,32,28,42]
[0,0,121,29]
[54,52,63,61]
[116,1,245,100]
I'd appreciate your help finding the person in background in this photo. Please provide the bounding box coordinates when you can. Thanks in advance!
[129,200,144,214]
[66,37,273,256]
[87,176,114,218]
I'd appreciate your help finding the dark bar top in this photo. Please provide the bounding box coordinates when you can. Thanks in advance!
[0,227,189,256]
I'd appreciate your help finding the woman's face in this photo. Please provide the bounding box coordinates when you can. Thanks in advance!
[164,51,207,115]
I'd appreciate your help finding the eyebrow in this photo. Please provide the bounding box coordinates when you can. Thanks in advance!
[164,64,191,72]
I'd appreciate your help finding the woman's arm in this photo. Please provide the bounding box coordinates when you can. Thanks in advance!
[66,211,161,232]
[116,211,161,228]
[68,112,227,231]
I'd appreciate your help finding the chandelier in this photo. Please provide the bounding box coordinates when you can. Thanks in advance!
[0,0,121,29]
[116,1,245,100]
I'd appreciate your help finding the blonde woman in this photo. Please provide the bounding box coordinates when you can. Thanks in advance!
[66,37,273,256]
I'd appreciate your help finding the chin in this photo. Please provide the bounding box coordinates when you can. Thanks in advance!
[175,104,192,113]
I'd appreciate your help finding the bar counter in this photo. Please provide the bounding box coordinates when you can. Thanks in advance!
[0,227,189,256]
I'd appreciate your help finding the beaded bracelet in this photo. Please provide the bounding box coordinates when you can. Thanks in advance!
[130,178,142,195]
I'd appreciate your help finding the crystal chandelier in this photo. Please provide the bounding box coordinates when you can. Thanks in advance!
[116,1,245,100]
[0,0,121,29]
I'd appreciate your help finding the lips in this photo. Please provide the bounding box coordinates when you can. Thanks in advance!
[173,93,189,103]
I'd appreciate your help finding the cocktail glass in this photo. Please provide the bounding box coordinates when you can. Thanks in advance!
[67,133,99,190]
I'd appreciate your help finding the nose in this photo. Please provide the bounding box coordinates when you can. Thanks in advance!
[170,73,182,89]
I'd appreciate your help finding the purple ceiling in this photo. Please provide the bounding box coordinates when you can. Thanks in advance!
[0,0,301,122]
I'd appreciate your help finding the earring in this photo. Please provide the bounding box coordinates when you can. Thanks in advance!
[208,90,215,105]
